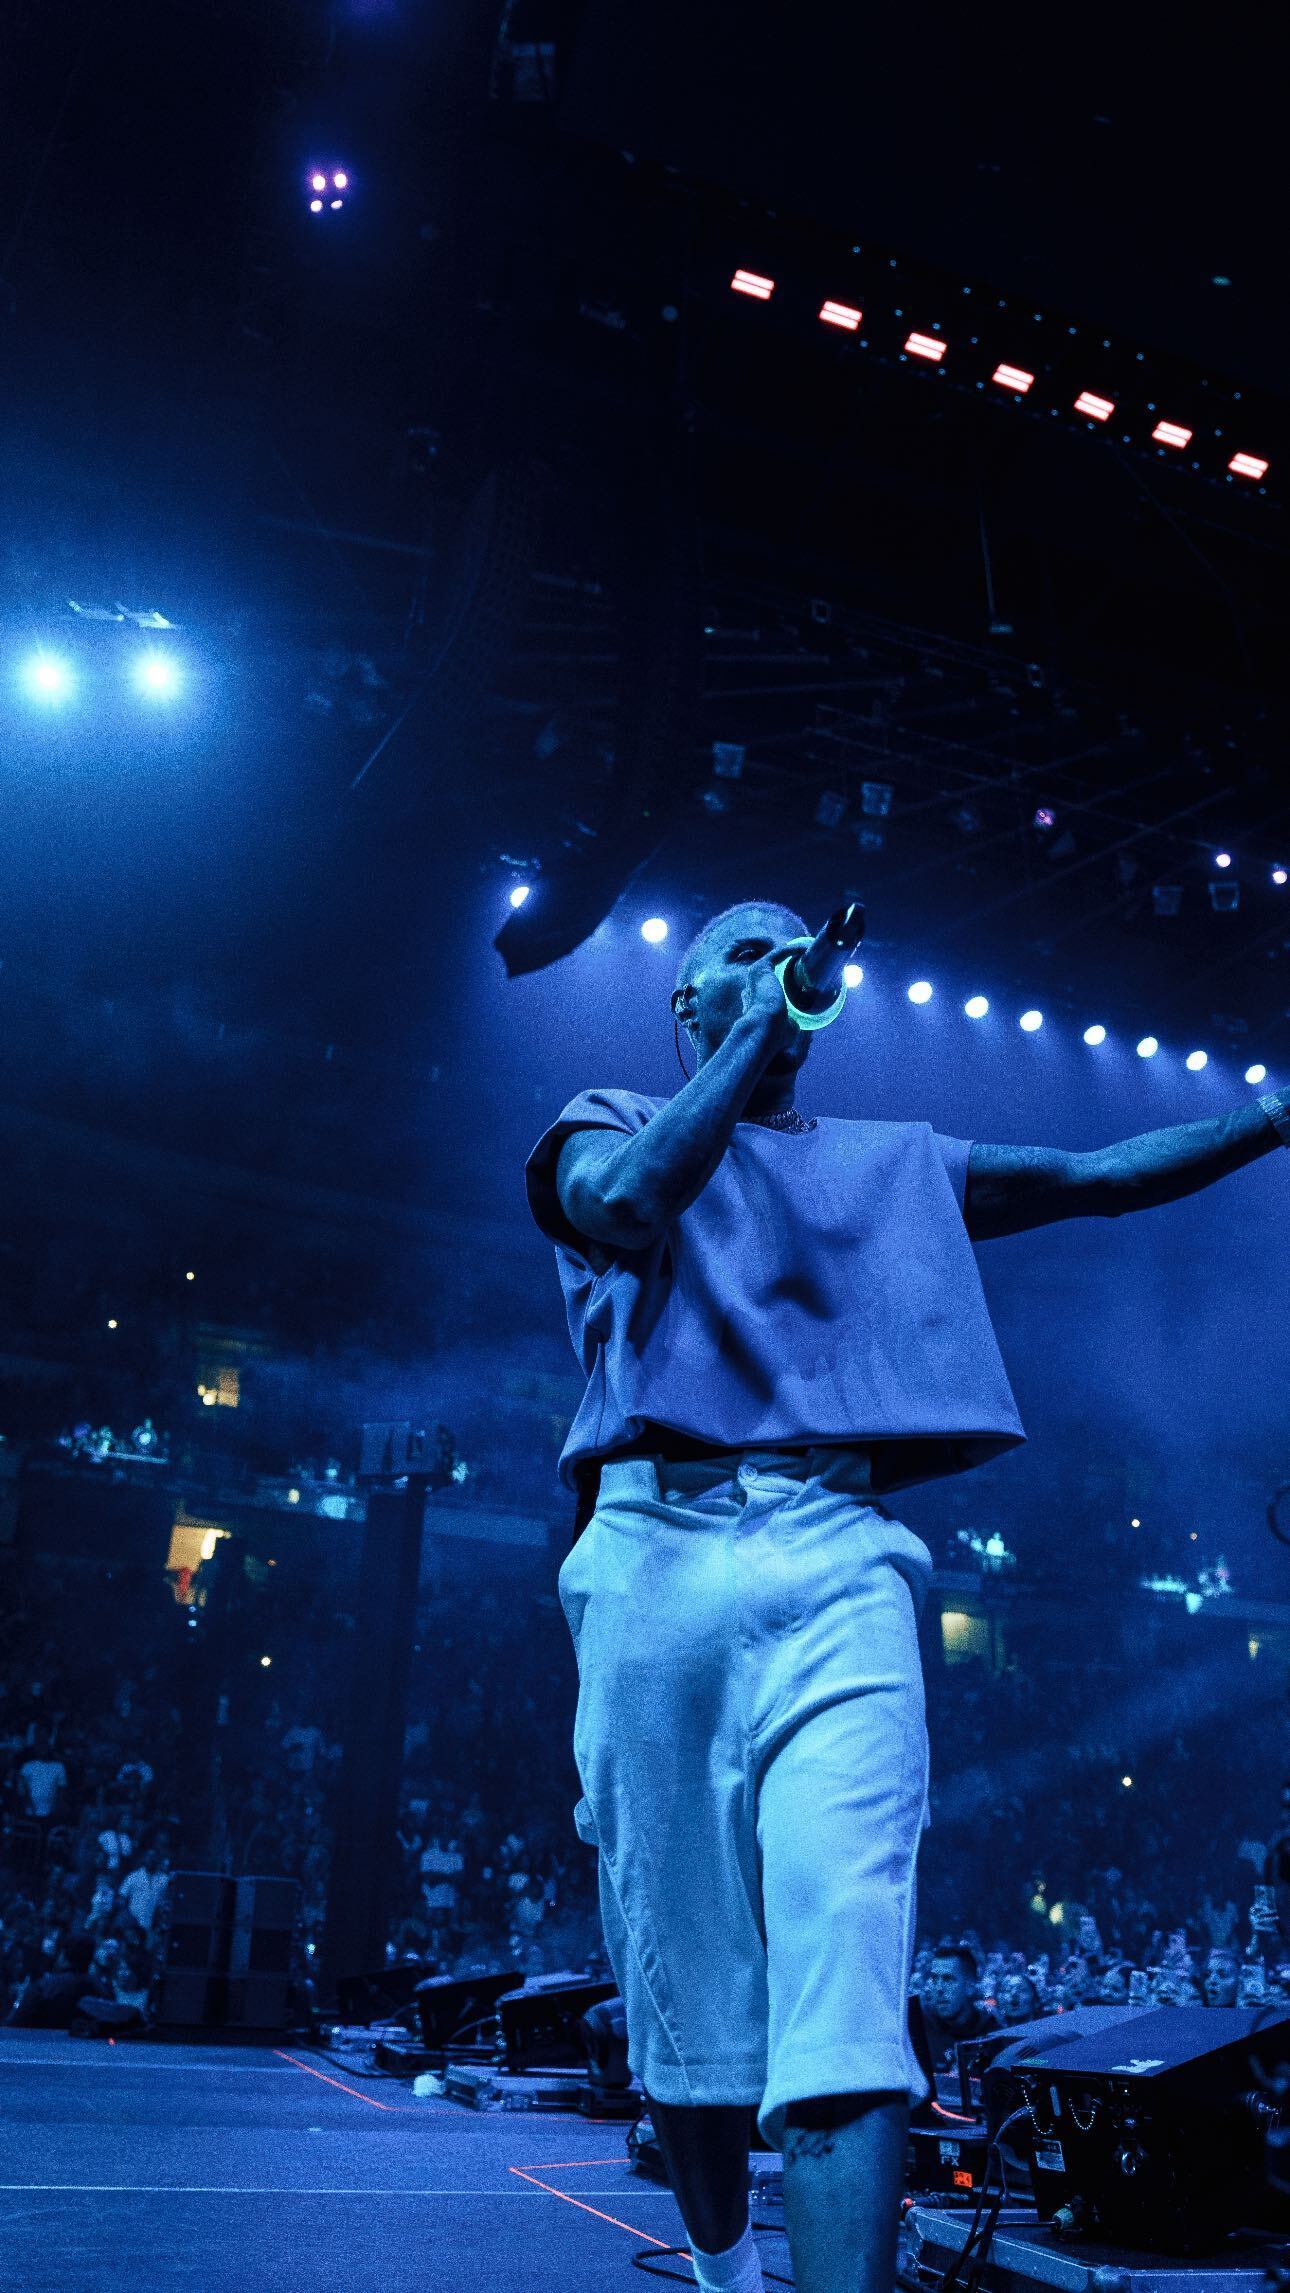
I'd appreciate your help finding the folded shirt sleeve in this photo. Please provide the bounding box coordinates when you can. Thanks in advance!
[523,1087,652,1256]
[931,1129,974,1216]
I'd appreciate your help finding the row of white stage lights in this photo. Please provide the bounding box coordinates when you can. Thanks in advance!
[505,885,1274,1087]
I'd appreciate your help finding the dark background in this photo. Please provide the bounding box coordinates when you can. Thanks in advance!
[0,0,1287,1576]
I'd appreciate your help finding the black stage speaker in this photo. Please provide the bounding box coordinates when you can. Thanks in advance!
[157,1871,233,2027]
[497,1971,622,2072]
[414,1968,620,2069]
[414,1967,526,2051]
[336,1959,434,2028]
[908,2007,1143,2197]
[157,1870,299,2032]
[226,1876,300,2031]
[964,2004,1148,2122]
[988,2003,1290,2251]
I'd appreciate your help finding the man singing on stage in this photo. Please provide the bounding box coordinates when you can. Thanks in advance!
[524,897,1290,2293]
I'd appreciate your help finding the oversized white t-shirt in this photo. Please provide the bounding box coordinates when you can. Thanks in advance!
[525,1088,1025,1514]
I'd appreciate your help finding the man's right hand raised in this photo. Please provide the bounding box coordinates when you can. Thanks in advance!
[738,941,811,1065]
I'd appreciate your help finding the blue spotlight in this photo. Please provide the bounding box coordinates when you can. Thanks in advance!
[1274,869,1288,887]
[132,651,181,700]
[907,980,933,1004]
[964,995,989,1019]
[1136,1036,1159,1059]
[641,917,669,944]
[1247,1063,1267,1084]
[21,651,74,703]
[842,962,864,989]
[508,884,530,909]
[1185,1049,1208,1072]
[1214,851,1232,869]
[1019,1009,1043,1032]
[1083,1024,1107,1046]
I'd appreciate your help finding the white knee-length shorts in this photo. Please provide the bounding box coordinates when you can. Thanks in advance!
[557,1447,934,2153]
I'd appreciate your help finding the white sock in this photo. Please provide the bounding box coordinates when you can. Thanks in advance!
[689,2220,765,2292]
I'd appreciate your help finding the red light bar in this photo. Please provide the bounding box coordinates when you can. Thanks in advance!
[992,363,1034,394]
[1152,419,1192,448]
[819,298,862,332]
[1230,451,1269,481]
[1074,391,1115,422]
[730,269,774,301]
[905,332,945,362]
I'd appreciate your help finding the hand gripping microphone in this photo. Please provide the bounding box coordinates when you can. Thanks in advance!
[774,902,866,1031]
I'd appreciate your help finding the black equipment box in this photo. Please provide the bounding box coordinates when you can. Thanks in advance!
[907,2115,992,2195]
[987,2004,1290,2252]
[962,2006,1148,2120]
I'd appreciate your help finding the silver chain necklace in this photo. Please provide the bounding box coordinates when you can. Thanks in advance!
[745,1107,817,1134]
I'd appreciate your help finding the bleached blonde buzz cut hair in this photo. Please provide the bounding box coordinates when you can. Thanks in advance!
[674,899,809,995]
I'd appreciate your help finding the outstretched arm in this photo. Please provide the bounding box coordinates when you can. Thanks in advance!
[963,1089,1290,1241]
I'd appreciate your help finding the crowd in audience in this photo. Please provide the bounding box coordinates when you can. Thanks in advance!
[0,1564,186,2029]
[908,1915,1290,2081]
[384,1577,602,1979]
[0,1538,606,2029]
[2,1497,1288,2056]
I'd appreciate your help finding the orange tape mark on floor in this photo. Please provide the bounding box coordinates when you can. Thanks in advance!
[273,2049,420,2112]
[508,2164,685,2255]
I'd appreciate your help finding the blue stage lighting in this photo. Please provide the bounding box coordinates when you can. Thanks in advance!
[21,651,73,703]
[508,884,530,908]
[132,652,181,700]
[641,917,669,944]
[1019,1009,1043,1032]
[907,980,933,1004]
[1136,1036,1159,1059]
[964,995,989,1018]
[1247,1063,1268,1084]
[1214,851,1232,869]
[1185,1049,1208,1071]
[1274,869,1288,887]
[1083,1024,1107,1046]
[842,962,863,989]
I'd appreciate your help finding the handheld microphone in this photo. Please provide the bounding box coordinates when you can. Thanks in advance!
[776,902,866,1026]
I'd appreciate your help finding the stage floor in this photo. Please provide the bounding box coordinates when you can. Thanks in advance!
[0,2028,795,2291]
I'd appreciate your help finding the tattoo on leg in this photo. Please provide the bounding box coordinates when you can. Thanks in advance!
[783,2124,838,2161]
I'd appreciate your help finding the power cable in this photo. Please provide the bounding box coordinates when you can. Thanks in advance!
[923,2105,1031,2293]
